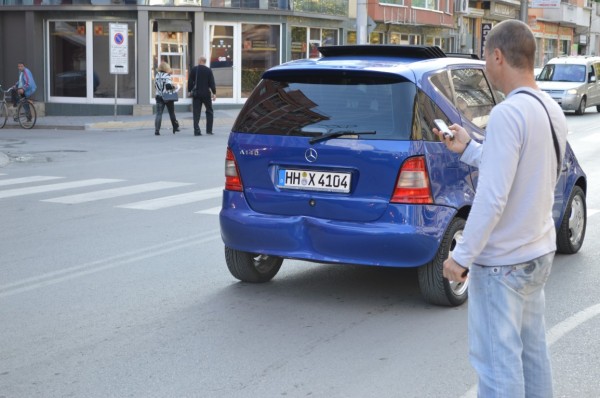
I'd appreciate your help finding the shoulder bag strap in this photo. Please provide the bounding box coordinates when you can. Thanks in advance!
[516,90,561,178]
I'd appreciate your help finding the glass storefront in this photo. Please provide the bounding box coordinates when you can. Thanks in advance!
[44,18,346,108]
[152,30,189,99]
[206,23,281,101]
[291,26,338,60]
[48,20,136,101]
[209,24,235,99]
[242,24,281,98]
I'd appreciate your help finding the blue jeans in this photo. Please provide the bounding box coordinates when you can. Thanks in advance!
[468,252,554,398]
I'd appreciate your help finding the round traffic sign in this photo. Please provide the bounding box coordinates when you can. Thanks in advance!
[114,32,124,45]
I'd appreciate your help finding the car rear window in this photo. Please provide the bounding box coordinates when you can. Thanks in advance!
[233,71,416,140]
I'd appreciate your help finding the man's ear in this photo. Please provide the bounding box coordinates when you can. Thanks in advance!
[493,48,503,64]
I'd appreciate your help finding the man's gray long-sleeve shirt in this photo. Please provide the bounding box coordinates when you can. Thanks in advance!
[452,87,568,268]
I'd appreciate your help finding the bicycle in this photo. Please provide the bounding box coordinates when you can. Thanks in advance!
[0,84,37,129]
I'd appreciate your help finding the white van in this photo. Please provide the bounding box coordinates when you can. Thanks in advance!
[536,56,600,115]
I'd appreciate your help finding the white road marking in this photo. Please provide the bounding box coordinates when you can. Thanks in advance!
[42,181,193,204]
[587,209,599,217]
[0,231,220,298]
[0,176,64,186]
[118,187,222,210]
[460,303,600,398]
[0,179,122,199]
[195,206,221,215]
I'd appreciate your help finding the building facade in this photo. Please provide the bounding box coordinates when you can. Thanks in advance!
[366,0,598,68]
[0,1,354,116]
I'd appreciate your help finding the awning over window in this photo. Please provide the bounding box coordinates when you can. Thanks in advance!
[153,20,192,32]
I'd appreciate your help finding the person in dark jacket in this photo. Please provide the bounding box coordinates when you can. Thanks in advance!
[187,57,216,136]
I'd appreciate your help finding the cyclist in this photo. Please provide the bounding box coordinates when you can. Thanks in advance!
[11,61,37,121]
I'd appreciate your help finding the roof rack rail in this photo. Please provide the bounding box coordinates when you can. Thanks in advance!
[317,45,447,59]
[445,52,480,60]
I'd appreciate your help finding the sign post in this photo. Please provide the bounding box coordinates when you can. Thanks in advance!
[109,23,128,117]
[481,23,492,59]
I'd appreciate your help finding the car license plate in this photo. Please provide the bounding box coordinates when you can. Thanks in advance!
[277,169,351,193]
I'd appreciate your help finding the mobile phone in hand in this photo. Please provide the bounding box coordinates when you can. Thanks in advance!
[434,119,454,140]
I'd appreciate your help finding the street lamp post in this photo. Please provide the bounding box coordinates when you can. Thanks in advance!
[520,0,529,22]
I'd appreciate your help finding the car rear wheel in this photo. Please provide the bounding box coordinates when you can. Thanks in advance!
[596,105,600,113]
[418,217,468,307]
[575,97,586,115]
[556,185,586,254]
[225,246,283,283]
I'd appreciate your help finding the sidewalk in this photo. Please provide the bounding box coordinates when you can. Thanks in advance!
[26,108,242,131]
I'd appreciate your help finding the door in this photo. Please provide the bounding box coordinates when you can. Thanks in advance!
[206,24,239,102]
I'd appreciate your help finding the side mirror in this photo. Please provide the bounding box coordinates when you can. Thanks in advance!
[590,75,597,83]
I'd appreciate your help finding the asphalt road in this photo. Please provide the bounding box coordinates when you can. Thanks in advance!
[0,111,599,398]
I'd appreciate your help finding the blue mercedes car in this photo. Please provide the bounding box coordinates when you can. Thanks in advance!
[220,45,587,306]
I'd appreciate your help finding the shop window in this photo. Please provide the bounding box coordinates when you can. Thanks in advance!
[309,28,321,58]
[543,39,557,64]
[292,27,339,59]
[49,21,87,98]
[94,21,135,99]
[370,32,384,44]
[425,36,442,47]
[322,29,338,46]
[242,24,281,97]
[152,29,189,99]
[291,26,307,60]
[49,20,136,101]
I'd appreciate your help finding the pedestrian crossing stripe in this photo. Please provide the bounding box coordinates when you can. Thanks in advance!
[0,176,64,186]
[0,178,123,199]
[195,206,221,215]
[42,181,193,204]
[118,187,222,210]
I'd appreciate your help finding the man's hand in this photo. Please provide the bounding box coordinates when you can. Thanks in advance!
[433,123,471,154]
[443,257,469,283]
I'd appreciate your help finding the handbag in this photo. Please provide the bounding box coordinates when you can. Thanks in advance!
[162,90,178,102]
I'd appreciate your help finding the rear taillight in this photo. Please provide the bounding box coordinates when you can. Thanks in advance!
[225,148,243,191]
[391,156,433,204]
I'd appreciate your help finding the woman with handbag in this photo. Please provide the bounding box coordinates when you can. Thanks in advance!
[154,61,180,135]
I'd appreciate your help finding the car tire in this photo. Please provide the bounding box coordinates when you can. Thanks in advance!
[596,105,600,113]
[575,97,586,115]
[556,185,586,254]
[418,217,468,307]
[225,246,283,283]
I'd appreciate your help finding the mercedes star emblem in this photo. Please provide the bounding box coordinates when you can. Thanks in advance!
[305,148,318,163]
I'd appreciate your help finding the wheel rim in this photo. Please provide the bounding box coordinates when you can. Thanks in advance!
[18,101,35,129]
[448,229,468,296]
[253,254,275,274]
[568,194,585,246]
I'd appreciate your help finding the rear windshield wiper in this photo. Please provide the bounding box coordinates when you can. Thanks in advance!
[309,130,376,144]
